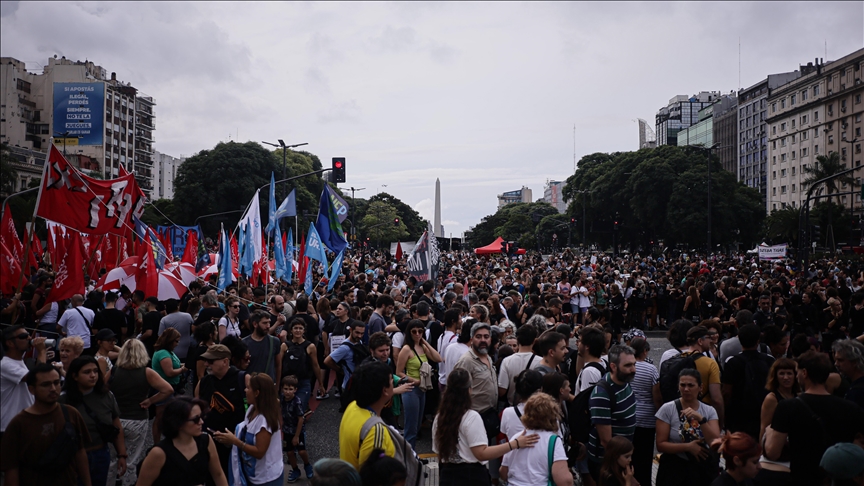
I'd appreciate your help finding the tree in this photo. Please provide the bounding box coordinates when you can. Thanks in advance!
[801,151,856,203]
[140,198,176,227]
[468,202,558,250]
[762,207,799,245]
[360,200,409,247]
[368,192,427,239]
[0,143,20,196]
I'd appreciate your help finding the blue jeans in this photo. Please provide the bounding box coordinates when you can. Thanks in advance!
[402,386,426,449]
[296,379,311,412]
[81,444,111,486]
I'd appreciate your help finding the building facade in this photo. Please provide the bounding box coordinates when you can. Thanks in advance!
[153,150,184,200]
[497,186,533,209]
[677,103,715,148]
[766,49,864,216]
[711,95,738,174]
[656,91,722,146]
[737,70,805,205]
[541,180,567,213]
[0,56,156,198]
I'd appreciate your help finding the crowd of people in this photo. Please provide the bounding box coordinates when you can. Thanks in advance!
[1,246,863,486]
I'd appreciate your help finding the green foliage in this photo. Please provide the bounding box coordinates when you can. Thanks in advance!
[762,207,799,245]
[140,198,176,227]
[359,200,409,246]
[559,145,765,251]
[368,192,427,239]
[801,151,856,199]
[0,143,20,195]
[811,201,853,246]
[468,201,558,249]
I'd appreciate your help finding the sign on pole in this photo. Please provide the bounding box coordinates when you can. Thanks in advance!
[758,243,787,261]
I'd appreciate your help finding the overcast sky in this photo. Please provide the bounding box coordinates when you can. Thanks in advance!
[2,1,862,239]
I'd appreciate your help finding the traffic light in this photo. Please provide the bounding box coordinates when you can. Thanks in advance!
[393,217,400,225]
[570,218,576,225]
[810,224,821,244]
[614,221,619,230]
[331,157,346,183]
[501,241,508,254]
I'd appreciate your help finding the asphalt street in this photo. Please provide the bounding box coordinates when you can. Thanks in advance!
[289,332,671,485]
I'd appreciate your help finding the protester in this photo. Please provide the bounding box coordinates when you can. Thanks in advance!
[1,325,47,437]
[158,299,194,362]
[55,335,84,378]
[722,324,774,438]
[497,324,541,405]
[710,432,762,486]
[499,369,544,440]
[655,368,721,486]
[57,294,95,352]
[338,361,398,469]
[59,356,126,486]
[629,336,661,486]
[597,436,636,486]
[820,442,864,486]
[243,311,282,384]
[499,392,572,486]
[0,363,91,486]
[310,458,361,486]
[358,448,407,486]
[107,339,173,486]
[218,296,243,341]
[189,321,217,389]
[441,317,475,392]
[280,375,314,482]
[453,321,500,447]
[755,357,798,485]
[395,318,442,448]
[136,396,228,486]
[832,339,864,409]
[93,328,119,381]
[324,320,367,400]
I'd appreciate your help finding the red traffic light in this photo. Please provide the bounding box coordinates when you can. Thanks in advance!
[334,161,343,168]
[393,218,400,225]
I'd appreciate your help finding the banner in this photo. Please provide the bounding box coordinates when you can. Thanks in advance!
[758,243,787,261]
[157,225,203,258]
[52,82,105,146]
[407,231,431,283]
[35,145,146,236]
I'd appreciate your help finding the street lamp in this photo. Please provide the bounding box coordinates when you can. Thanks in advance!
[262,139,308,200]
[572,189,593,250]
[349,186,366,242]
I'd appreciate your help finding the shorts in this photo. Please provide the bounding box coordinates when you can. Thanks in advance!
[283,431,307,451]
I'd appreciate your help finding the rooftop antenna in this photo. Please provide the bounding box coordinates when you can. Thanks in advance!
[573,124,576,172]
[738,37,741,91]
[824,39,827,60]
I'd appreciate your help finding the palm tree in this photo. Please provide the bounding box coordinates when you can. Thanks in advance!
[763,207,799,245]
[801,151,856,204]
[801,151,856,251]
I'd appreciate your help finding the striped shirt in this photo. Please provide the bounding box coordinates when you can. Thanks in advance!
[587,373,636,462]
[632,360,660,428]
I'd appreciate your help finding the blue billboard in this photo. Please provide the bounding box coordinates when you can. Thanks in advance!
[52,82,105,146]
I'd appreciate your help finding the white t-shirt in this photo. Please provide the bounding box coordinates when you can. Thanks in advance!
[391,332,405,352]
[437,330,458,364]
[39,301,59,325]
[501,429,567,486]
[0,356,34,432]
[440,342,470,386]
[58,306,95,348]
[655,400,718,460]
[500,403,526,440]
[498,352,542,405]
[432,409,488,464]
[231,409,284,484]
[576,362,604,392]
[218,316,242,338]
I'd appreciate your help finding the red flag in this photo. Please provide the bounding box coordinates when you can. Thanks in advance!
[158,230,174,262]
[27,229,41,272]
[0,242,22,295]
[0,207,24,264]
[252,260,260,287]
[395,241,403,261]
[135,233,159,298]
[296,233,307,285]
[102,236,117,272]
[35,145,146,236]
[230,235,238,265]
[47,231,84,304]
[181,230,197,265]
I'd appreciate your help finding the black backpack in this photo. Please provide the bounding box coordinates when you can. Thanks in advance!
[659,352,706,402]
[338,341,371,369]
[569,362,614,444]
[282,340,311,380]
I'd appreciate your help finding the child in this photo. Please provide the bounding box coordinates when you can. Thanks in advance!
[599,436,636,486]
[281,375,313,482]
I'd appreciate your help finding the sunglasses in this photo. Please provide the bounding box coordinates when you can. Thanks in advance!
[15,333,30,340]
[230,305,240,309]
[186,415,204,424]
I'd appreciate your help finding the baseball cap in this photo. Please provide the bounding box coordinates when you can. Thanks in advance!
[200,344,232,360]
[820,442,864,479]
[95,328,116,341]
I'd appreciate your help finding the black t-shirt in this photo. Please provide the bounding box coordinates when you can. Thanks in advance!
[141,310,162,355]
[722,350,774,437]
[194,307,225,326]
[771,393,864,485]
[94,308,127,338]
[423,319,444,353]
[198,366,246,434]
[290,314,320,345]
[710,471,753,486]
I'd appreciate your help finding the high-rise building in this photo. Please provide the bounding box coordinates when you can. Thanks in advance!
[766,48,864,216]
[656,92,723,146]
[542,180,567,213]
[737,70,805,204]
[711,95,738,175]
[497,186,532,209]
[636,118,656,149]
[0,56,156,198]
[153,151,184,200]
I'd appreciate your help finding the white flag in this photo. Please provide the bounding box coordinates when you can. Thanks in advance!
[239,190,263,261]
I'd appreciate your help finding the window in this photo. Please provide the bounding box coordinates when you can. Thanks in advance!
[813,85,820,96]
[791,134,796,143]
[791,151,796,160]
[815,144,820,154]
[841,99,847,110]
[773,187,777,196]
[856,94,862,104]
[802,90,808,101]
[772,103,777,113]
[791,119,796,129]
[781,122,787,131]
[857,114,862,123]
[773,171,777,179]
[781,168,787,177]
[828,104,834,116]
[773,141,777,149]
[802,147,808,157]
[829,135,834,144]
[802,114,808,124]
[814,111,819,121]
[857,127,862,137]
[781,186,787,194]
[772,156,777,165]
[791,167,796,176]
[802,131,809,141]
[781,137,787,147]
[791,94,796,105]
[792,184,796,193]
[781,99,786,109]
[772,126,777,135]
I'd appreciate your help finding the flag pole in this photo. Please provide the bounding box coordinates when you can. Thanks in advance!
[16,214,37,293]
[83,234,106,279]
[18,144,53,292]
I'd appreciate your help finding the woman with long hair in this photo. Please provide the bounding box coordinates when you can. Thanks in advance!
[136,397,228,486]
[213,373,284,486]
[655,369,721,486]
[598,436,636,486]
[107,339,173,486]
[190,322,217,389]
[499,392,573,486]
[93,328,119,382]
[217,297,242,341]
[433,368,539,486]
[711,432,762,485]
[395,319,442,448]
[152,327,188,442]
[683,286,702,324]
[60,356,127,486]
[468,304,490,324]
[756,357,798,484]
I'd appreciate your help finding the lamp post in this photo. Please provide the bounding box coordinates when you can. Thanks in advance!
[572,189,593,250]
[262,140,308,200]
[349,186,366,243]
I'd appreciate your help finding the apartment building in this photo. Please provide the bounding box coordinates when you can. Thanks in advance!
[656,91,722,146]
[766,48,864,216]
[497,186,533,209]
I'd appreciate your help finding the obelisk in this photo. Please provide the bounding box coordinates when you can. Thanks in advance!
[434,178,442,238]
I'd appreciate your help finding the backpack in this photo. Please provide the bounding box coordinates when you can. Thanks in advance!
[338,341,371,371]
[282,340,311,380]
[659,352,706,403]
[569,362,614,444]
[359,414,426,486]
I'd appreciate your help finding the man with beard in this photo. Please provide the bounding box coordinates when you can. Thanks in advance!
[453,322,500,442]
[587,344,637,482]
[241,311,282,383]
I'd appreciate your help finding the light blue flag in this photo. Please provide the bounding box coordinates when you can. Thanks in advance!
[304,261,314,295]
[237,222,246,270]
[274,224,287,282]
[274,189,297,221]
[285,227,294,284]
[305,223,329,275]
[241,222,256,277]
[217,225,234,293]
[327,250,344,291]
[265,173,277,235]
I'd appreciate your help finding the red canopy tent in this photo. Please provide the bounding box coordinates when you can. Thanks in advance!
[474,237,526,255]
